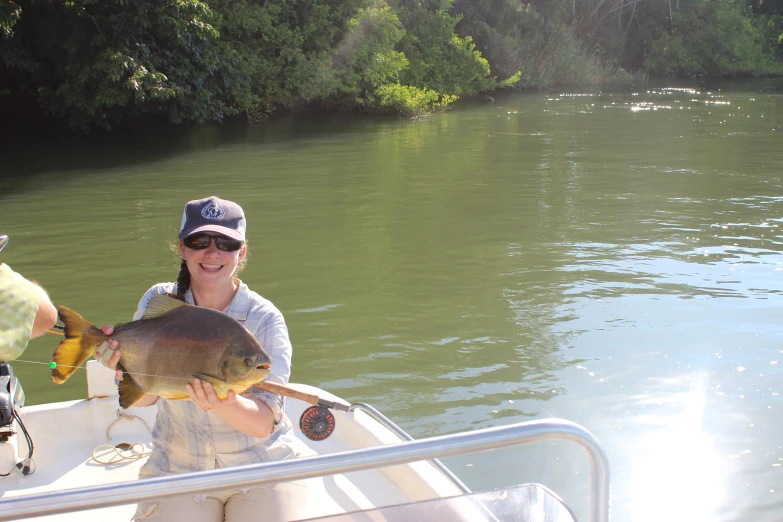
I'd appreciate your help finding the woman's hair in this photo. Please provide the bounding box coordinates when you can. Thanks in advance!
[174,260,191,302]
[173,241,248,302]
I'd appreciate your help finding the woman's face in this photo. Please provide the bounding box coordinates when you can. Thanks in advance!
[178,233,246,291]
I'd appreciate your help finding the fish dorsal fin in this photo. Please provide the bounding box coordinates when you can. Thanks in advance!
[142,293,188,320]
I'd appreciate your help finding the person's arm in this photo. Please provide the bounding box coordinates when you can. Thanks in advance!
[189,306,292,438]
[0,264,57,360]
[29,284,57,339]
[188,380,276,438]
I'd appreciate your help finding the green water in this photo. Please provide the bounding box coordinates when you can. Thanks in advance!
[2,78,783,521]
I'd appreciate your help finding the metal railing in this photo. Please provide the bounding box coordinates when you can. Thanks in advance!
[0,418,610,522]
[349,402,471,494]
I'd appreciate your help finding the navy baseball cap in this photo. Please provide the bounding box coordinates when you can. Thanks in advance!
[178,197,246,241]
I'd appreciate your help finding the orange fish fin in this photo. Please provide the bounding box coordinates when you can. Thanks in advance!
[193,374,231,399]
[118,372,146,409]
[51,306,104,384]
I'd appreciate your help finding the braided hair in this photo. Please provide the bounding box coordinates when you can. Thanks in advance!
[174,260,191,302]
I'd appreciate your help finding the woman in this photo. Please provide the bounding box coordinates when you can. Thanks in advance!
[96,196,311,522]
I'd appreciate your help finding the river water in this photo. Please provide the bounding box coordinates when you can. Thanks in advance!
[2,78,782,521]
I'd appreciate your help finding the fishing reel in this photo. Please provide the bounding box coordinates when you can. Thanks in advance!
[0,362,25,432]
[256,381,348,441]
[299,406,337,441]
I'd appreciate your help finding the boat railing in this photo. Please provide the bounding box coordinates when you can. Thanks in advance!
[349,402,472,494]
[0,417,610,522]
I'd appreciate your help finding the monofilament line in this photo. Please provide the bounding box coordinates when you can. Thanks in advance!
[13,359,195,382]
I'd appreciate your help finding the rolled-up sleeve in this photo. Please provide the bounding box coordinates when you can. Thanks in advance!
[242,308,292,425]
[0,264,41,361]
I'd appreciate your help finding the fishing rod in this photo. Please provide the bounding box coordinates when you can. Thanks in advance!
[39,329,346,440]
[43,327,347,410]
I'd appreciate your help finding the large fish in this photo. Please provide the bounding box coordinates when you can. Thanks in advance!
[51,294,272,409]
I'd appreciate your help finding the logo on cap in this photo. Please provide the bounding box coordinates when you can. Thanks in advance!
[201,202,225,221]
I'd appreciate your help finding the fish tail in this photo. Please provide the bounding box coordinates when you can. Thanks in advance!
[51,306,105,384]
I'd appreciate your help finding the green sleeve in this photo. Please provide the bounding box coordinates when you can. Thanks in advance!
[0,263,41,360]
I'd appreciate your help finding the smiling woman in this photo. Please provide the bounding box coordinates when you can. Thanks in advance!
[93,196,315,522]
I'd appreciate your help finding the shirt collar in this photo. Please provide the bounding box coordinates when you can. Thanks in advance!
[184,281,251,322]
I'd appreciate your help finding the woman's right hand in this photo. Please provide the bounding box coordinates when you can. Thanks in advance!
[95,324,123,383]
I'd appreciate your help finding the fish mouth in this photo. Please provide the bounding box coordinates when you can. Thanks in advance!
[257,363,271,370]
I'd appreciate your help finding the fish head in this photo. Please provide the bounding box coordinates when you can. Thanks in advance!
[218,337,272,385]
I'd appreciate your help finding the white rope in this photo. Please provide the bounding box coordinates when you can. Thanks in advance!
[107,409,153,440]
[91,442,151,465]
[91,410,154,465]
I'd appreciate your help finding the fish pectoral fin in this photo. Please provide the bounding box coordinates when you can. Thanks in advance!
[141,294,188,320]
[193,374,230,395]
[118,368,146,410]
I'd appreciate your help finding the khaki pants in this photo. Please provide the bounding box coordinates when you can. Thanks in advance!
[133,480,310,522]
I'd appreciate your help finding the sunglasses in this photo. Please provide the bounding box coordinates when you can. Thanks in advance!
[183,234,244,252]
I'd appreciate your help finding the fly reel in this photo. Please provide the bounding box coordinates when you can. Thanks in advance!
[299,406,336,441]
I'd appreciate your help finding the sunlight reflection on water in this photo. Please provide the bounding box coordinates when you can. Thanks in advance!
[628,374,723,522]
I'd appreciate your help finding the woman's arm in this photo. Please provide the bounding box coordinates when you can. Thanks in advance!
[187,380,276,438]
[188,305,293,438]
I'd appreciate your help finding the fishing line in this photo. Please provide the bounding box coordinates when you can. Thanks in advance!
[38,328,214,382]
[12,359,197,383]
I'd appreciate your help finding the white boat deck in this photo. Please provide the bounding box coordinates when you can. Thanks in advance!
[0,362,595,522]
[0,363,469,521]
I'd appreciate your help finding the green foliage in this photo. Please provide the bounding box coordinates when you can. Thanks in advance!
[748,0,783,16]
[319,1,494,114]
[394,0,494,95]
[0,1,21,38]
[1,0,231,128]
[1,0,781,129]
[374,83,457,116]
[454,1,625,88]
[207,0,373,120]
[498,71,522,88]
[646,0,783,76]
[324,3,409,109]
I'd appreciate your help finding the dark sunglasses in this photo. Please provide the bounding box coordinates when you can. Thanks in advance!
[183,234,244,252]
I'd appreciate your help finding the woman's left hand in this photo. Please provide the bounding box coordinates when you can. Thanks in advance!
[187,379,236,412]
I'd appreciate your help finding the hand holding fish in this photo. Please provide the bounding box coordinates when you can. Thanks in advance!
[187,379,237,413]
[94,324,123,383]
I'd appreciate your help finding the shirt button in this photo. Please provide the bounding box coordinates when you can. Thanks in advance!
[204,425,209,430]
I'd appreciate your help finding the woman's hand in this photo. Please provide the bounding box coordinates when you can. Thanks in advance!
[187,379,236,413]
[95,324,123,383]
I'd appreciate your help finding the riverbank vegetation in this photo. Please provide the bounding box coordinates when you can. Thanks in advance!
[1,0,781,129]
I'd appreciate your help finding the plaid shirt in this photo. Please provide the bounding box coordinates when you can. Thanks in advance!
[0,264,40,361]
[135,282,300,476]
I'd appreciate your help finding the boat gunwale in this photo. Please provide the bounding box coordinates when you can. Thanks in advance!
[0,417,610,522]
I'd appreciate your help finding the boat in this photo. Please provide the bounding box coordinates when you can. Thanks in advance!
[0,360,610,522]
